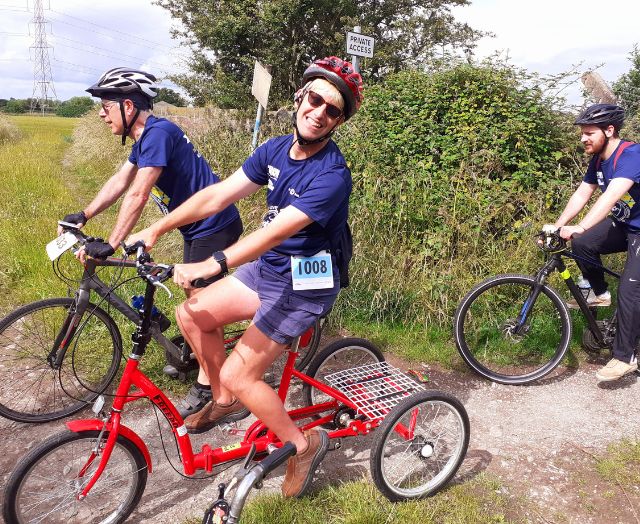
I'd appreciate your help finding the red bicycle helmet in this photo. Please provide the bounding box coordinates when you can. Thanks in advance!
[302,56,363,120]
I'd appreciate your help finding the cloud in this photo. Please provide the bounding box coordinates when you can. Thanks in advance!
[0,0,187,100]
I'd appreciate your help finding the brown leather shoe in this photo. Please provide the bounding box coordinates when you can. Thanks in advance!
[185,398,249,434]
[281,429,329,498]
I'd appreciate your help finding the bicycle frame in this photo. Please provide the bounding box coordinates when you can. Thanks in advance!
[49,256,179,370]
[68,276,416,499]
[517,244,620,348]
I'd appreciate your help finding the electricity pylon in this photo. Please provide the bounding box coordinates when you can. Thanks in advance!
[29,0,57,115]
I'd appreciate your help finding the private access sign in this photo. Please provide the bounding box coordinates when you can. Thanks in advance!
[346,31,375,58]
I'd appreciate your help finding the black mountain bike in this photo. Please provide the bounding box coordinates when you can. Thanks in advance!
[453,229,623,385]
[0,226,321,423]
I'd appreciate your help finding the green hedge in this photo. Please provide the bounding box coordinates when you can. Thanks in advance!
[336,63,582,325]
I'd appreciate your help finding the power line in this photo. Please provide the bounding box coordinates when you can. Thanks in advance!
[51,57,102,74]
[45,14,190,61]
[46,7,185,54]
[49,33,186,72]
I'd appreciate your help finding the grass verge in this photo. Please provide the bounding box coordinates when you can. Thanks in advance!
[184,474,515,524]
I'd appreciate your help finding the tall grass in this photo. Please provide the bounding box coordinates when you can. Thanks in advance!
[0,114,22,145]
[0,115,79,308]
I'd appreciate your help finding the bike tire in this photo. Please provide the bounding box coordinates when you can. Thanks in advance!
[0,298,122,423]
[370,390,469,501]
[302,337,384,427]
[3,429,147,524]
[453,274,572,385]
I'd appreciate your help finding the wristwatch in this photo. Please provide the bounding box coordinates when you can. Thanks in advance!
[212,251,228,276]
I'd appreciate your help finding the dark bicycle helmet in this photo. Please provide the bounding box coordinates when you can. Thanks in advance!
[302,56,364,121]
[574,103,625,131]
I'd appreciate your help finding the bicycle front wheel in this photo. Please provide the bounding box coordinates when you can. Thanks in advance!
[0,298,122,422]
[3,429,147,524]
[454,274,572,385]
[370,391,469,501]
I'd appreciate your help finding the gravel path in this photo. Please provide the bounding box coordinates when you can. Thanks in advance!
[1,352,639,523]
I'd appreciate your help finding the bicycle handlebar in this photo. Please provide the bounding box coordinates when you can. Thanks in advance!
[226,442,297,524]
[537,230,567,253]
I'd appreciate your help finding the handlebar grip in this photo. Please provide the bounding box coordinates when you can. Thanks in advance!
[257,442,297,474]
[122,240,146,256]
[191,278,209,288]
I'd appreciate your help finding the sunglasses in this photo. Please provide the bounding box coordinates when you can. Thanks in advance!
[100,101,119,112]
[306,90,343,119]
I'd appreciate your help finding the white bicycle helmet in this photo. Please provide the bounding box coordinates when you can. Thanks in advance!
[86,68,159,144]
[86,67,159,100]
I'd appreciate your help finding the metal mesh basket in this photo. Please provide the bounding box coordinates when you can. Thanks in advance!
[324,362,425,420]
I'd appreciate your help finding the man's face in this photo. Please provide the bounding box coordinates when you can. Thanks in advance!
[98,99,123,135]
[579,124,613,155]
[295,79,345,140]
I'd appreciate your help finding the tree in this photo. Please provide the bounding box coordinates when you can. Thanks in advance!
[55,96,95,117]
[4,98,29,114]
[613,45,640,118]
[155,87,187,106]
[156,0,486,107]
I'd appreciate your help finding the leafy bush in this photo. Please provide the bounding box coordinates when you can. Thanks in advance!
[55,97,95,118]
[3,98,29,114]
[337,62,582,325]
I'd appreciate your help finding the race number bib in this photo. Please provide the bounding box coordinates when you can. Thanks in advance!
[46,232,77,261]
[291,250,334,290]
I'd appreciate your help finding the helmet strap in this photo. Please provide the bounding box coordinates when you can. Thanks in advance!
[118,101,141,146]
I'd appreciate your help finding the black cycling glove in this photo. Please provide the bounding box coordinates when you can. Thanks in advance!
[84,241,115,259]
[62,210,88,226]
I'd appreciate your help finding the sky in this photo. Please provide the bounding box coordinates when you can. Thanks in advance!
[1,0,639,104]
[0,0,188,101]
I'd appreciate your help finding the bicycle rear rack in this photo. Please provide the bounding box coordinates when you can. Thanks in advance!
[324,362,425,420]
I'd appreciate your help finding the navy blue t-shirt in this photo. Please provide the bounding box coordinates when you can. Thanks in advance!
[241,134,352,277]
[583,141,640,232]
[129,115,240,241]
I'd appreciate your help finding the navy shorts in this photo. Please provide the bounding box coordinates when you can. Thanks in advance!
[233,259,338,344]
[183,218,243,287]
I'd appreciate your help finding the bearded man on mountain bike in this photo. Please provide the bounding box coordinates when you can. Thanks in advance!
[128,57,363,497]
[552,103,640,382]
[60,67,243,415]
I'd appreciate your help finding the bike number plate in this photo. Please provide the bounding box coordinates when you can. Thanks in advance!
[46,232,77,261]
[291,250,333,290]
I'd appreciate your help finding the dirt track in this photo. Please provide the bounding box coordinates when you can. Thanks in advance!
[1,351,640,523]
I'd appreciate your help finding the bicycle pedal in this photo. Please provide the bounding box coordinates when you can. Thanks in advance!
[218,422,243,435]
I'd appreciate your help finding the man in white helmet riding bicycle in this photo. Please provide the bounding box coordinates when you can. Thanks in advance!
[60,67,243,414]
[552,103,640,381]
[128,56,363,497]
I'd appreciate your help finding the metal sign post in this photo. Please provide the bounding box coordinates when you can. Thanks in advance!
[251,61,272,150]
[346,26,375,73]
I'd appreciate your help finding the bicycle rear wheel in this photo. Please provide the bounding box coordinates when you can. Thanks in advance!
[0,298,122,422]
[370,391,469,501]
[302,338,384,427]
[453,274,571,385]
[3,429,147,524]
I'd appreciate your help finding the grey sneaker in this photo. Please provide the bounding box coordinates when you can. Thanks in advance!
[177,385,212,419]
[596,358,638,382]
[567,290,611,310]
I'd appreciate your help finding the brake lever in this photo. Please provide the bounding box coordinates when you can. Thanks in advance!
[152,279,173,299]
